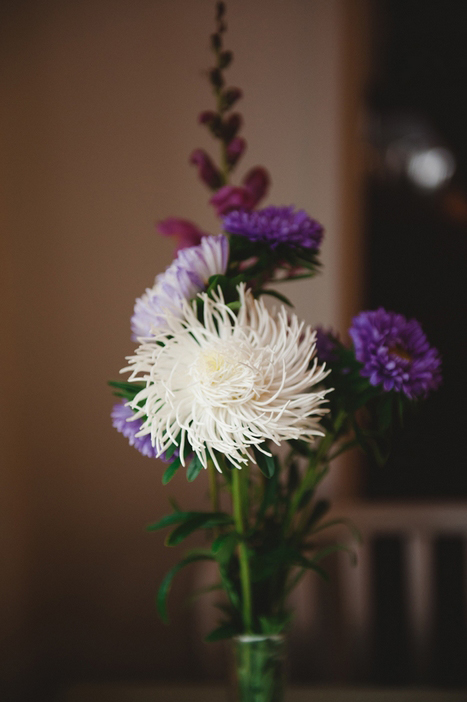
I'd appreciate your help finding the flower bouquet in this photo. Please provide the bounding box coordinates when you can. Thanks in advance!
[110,4,441,700]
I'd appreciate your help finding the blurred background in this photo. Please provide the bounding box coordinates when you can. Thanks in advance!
[1,0,466,699]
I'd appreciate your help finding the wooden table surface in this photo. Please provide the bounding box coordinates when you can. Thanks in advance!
[56,683,467,702]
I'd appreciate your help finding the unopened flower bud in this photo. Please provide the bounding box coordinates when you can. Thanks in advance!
[223,113,242,141]
[190,149,223,190]
[209,68,224,90]
[216,1,226,21]
[198,111,223,137]
[242,167,270,206]
[226,137,246,167]
[211,33,222,52]
[198,110,217,125]
[220,87,242,111]
[219,50,232,69]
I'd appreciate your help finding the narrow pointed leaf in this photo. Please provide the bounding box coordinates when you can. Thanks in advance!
[157,551,215,623]
[162,457,182,485]
[166,512,234,546]
[186,454,204,482]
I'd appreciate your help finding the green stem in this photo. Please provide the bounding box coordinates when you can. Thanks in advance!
[232,466,253,632]
[208,459,220,539]
[284,409,348,535]
[207,459,219,513]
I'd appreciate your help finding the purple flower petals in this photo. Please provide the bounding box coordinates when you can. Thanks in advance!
[349,308,442,399]
[222,205,323,251]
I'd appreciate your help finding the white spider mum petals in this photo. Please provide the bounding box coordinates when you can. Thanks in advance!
[121,283,331,471]
[131,234,229,340]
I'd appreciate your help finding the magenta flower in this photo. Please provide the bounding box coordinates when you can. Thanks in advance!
[157,217,208,251]
[190,149,223,190]
[210,167,270,215]
[226,137,246,166]
[349,308,442,399]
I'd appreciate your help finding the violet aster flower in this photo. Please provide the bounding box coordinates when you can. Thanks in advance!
[222,205,324,251]
[111,402,157,458]
[349,308,442,399]
[315,327,339,363]
[131,235,229,339]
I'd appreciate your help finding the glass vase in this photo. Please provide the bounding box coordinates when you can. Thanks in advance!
[229,634,286,702]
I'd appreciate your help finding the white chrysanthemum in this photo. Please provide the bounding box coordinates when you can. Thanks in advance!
[122,284,330,471]
[131,234,229,339]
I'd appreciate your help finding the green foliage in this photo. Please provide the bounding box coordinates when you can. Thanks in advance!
[186,454,204,482]
[252,445,276,478]
[162,457,181,485]
[108,380,144,401]
[165,512,233,546]
[157,550,215,623]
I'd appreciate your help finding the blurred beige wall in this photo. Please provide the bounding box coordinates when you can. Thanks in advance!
[0,0,368,697]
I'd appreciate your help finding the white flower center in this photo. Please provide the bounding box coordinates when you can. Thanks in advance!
[190,343,259,404]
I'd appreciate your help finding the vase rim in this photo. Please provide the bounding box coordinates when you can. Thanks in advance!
[233,634,284,643]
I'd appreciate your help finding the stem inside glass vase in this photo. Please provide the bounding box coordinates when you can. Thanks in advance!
[230,634,286,702]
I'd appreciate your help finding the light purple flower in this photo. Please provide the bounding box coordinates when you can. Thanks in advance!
[111,402,160,459]
[131,235,229,340]
[349,308,442,399]
[222,206,323,251]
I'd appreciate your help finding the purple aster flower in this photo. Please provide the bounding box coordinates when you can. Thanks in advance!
[131,235,229,340]
[349,308,442,399]
[112,402,174,461]
[315,327,339,363]
[222,205,324,251]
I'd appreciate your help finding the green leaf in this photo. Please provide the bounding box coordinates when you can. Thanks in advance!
[306,542,357,566]
[250,544,294,582]
[252,445,276,478]
[304,499,330,533]
[187,582,223,604]
[259,612,293,635]
[162,457,181,485]
[257,467,280,520]
[256,288,294,307]
[108,380,144,401]
[287,439,312,457]
[291,555,329,581]
[147,511,195,532]
[205,622,239,642]
[212,532,239,565]
[310,517,362,543]
[186,454,204,482]
[166,512,234,546]
[157,550,215,623]
[163,441,179,462]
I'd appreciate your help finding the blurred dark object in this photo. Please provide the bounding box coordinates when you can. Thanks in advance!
[364,0,467,498]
